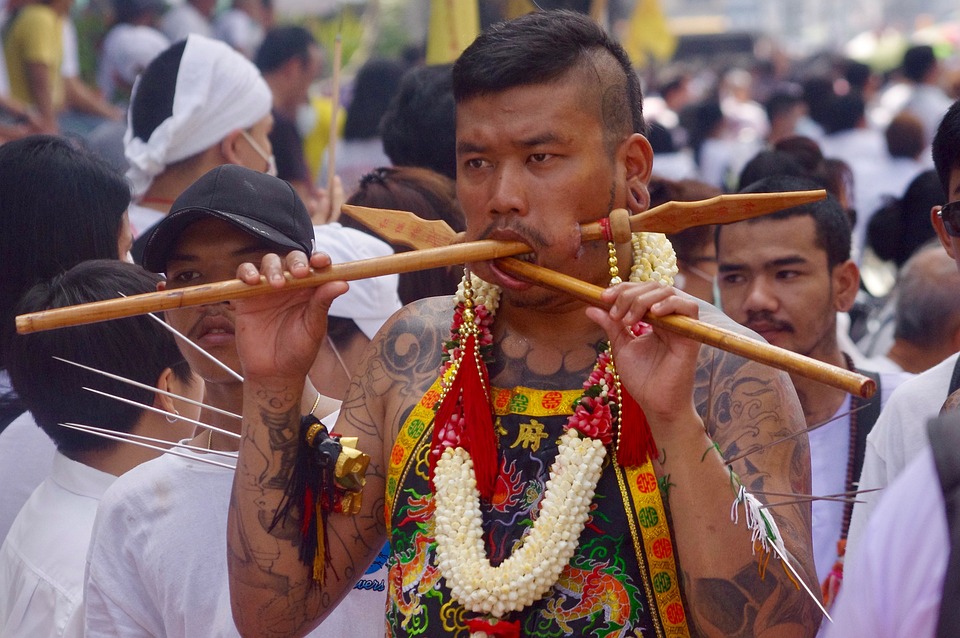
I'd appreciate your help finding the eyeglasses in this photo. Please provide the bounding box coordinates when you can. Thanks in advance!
[939,201,960,237]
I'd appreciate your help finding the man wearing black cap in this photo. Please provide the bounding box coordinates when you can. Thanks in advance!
[83,165,387,637]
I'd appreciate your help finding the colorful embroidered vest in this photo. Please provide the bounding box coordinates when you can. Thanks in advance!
[385,380,691,637]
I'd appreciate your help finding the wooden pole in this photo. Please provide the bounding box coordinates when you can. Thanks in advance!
[15,190,828,336]
[494,257,876,398]
[325,29,343,219]
[15,239,529,335]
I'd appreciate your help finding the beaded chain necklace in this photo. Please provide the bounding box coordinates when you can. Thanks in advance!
[429,233,676,636]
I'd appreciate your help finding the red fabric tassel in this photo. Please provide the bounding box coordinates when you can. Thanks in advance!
[465,617,521,637]
[431,334,497,501]
[617,388,658,467]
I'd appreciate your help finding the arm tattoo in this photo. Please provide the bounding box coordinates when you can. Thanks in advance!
[685,305,820,634]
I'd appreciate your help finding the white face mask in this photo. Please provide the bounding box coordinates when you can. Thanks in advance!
[295,102,317,138]
[240,129,278,177]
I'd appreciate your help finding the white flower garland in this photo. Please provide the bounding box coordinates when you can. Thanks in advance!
[435,231,677,631]
[433,430,606,618]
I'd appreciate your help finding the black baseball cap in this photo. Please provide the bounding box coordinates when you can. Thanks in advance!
[141,164,315,273]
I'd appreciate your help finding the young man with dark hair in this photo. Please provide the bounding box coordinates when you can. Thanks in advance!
[227,10,820,637]
[0,260,200,636]
[83,164,393,638]
[828,102,960,636]
[715,174,909,600]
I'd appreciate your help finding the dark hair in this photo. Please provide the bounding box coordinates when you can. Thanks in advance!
[342,166,465,304]
[903,45,936,83]
[727,174,852,268]
[801,75,835,128]
[130,39,187,142]
[738,150,809,191]
[453,9,645,146]
[867,169,944,267]
[764,90,803,123]
[7,261,194,457]
[932,99,960,196]
[821,93,865,134]
[844,60,872,90]
[885,112,925,159]
[648,176,721,264]
[0,136,129,372]
[343,58,405,141]
[683,100,724,169]
[380,64,457,180]
[774,135,824,173]
[254,25,316,75]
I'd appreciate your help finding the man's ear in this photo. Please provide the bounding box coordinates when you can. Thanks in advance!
[220,130,244,165]
[154,367,177,412]
[623,133,653,214]
[832,259,861,312]
[932,205,957,259]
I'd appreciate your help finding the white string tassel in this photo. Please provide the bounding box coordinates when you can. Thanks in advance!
[731,484,833,622]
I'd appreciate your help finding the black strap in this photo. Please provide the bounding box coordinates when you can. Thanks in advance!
[851,367,882,490]
[949,355,960,397]
[928,413,960,638]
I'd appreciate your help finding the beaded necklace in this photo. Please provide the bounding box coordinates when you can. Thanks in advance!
[429,233,676,636]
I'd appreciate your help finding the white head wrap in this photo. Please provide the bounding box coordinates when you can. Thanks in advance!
[124,34,273,199]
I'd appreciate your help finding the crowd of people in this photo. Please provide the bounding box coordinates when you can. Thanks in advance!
[0,3,959,637]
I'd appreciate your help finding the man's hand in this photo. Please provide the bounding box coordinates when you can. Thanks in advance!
[585,282,701,431]
[234,250,348,382]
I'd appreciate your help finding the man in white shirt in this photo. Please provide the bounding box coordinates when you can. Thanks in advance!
[716,175,910,597]
[0,261,200,638]
[848,98,960,556]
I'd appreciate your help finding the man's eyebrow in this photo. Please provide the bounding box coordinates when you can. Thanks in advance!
[456,132,569,156]
[717,255,808,273]
[515,132,566,148]
[456,141,486,155]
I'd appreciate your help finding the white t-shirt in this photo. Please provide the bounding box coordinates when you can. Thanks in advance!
[0,452,115,637]
[84,444,387,637]
[847,351,959,557]
[0,407,55,542]
[808,368,907,585]
[826,445,945,638]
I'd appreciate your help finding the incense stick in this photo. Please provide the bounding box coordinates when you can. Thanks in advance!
[142,310,244,383]
[53,356,241,421]
[59,423,236,469]
[114,291,244,383]
[61,422,238,459]
[723,403,872,467]
[325,28,343,219]
[82,386,240,440]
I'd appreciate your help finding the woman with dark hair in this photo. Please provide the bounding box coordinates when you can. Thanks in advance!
[0,134,132,540]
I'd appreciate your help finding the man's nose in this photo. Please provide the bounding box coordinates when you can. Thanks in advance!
[743,277,778,312]
[488,164,527,216]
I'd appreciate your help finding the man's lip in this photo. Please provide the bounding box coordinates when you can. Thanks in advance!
[192,315,236,341]
[488,259,533,290]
